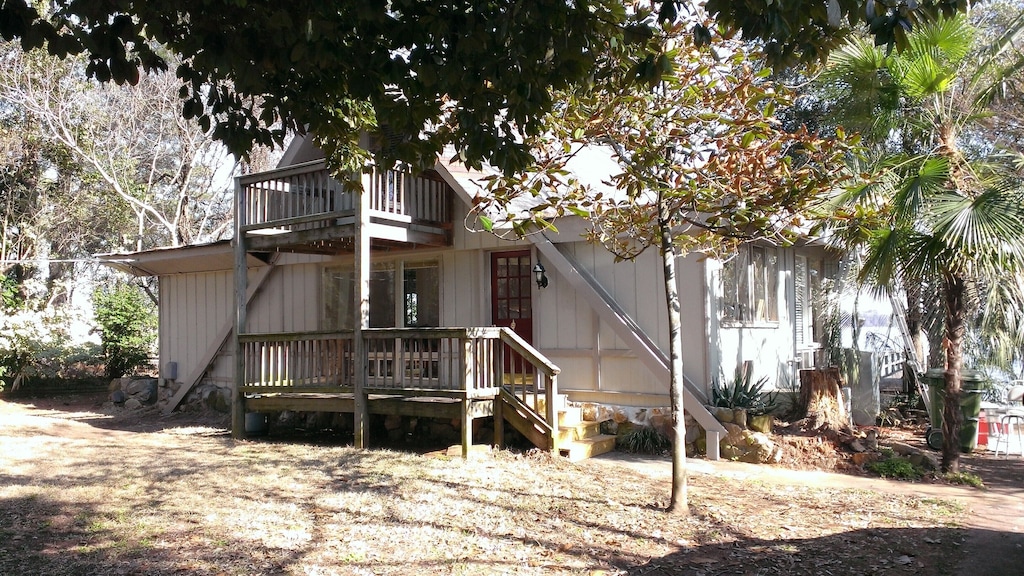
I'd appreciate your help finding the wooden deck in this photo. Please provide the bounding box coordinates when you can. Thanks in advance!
[236,327,561,457]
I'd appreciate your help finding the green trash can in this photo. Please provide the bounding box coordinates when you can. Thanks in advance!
[923,369,986,452]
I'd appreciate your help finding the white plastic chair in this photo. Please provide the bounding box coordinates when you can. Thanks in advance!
[992,383,1024,457]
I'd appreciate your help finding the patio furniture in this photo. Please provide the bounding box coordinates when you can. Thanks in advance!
[992,383,1024,457]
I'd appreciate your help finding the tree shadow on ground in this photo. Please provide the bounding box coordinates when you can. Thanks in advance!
[626,526,1024,576]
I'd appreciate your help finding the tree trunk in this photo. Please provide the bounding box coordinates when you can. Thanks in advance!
[940,272,966,474]
[797,367,848,432]
[658,204,687,515]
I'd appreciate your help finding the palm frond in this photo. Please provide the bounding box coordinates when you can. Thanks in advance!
[930,185,1024,274]
[890,156,949,223]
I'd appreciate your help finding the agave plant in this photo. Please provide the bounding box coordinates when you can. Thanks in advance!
[711,368,778,416]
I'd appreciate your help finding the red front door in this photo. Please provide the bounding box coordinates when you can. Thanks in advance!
[491,251,534,372]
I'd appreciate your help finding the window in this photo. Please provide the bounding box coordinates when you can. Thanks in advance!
[795,255,828,347]
[721,245,778,324]
[323,260,439,329]
[403,261,440,327]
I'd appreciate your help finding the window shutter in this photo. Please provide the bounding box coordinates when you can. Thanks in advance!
[795,256,807,348]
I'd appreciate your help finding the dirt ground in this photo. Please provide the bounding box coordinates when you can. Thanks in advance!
[1,392,1021,575]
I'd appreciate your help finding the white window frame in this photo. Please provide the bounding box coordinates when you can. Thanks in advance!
[721,245,779,326]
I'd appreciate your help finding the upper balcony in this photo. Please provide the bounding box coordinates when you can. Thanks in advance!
[236,160,453,253]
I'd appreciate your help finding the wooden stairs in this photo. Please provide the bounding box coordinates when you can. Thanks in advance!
[499,389,616,461]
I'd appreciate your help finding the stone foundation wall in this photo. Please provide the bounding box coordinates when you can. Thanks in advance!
[107,377,232,414]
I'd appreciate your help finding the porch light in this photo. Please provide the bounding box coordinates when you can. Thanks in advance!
[533,261,549,289]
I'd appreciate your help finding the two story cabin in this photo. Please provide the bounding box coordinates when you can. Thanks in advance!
[102,134,842,460]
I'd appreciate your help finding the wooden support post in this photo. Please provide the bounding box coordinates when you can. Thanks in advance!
[546,374,558,452]
[232,177,247,439]
[493,394,505,449]
[353,172,371,449]
[461,398,473,458]
[492,338,505,449]
[461,338,473,458]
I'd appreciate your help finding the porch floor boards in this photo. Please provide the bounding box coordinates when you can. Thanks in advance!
[245,392,496,420]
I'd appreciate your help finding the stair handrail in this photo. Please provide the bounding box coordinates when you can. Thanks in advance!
[497,327,560,378]
[497,327,559,445]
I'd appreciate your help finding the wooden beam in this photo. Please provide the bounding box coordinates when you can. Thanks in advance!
[164,255,279,415]
[353,173,371,449]
[232,177,248,438]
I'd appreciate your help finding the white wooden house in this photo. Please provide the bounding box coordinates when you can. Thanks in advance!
[99,134,840,460]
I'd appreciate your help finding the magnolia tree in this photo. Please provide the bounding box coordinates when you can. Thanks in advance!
[477,19,853,513]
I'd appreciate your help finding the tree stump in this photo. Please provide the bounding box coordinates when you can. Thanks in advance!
[797,367,849,432]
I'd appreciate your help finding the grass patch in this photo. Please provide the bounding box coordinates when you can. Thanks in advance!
[866,456,924,480]
[0,395,972,576]
[942,471,984,488]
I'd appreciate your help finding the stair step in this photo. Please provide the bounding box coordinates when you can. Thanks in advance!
[558,434,617,462]
[558,406,583,427]
[554,420,604,444]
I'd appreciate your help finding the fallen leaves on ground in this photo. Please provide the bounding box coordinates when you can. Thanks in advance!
[0,397,965,575]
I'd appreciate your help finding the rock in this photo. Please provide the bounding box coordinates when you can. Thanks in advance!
[720,444,743,460]
[208,388,230,413]
[852,452,877,466]
[684,421,701,444]
[108,378,126,392]
[748,413,773,433]
[908,453,928,469]
[715,407,734,423]
[742,431,776,464]
[848,439,867,453]
[110,390,126,404]
[865,429,879,451]
[733,409,747,429]
[126,378,156,396]
[723,422,744,445]
[124,398,142,410]
[612,409,629,424]
[888,441,918,457]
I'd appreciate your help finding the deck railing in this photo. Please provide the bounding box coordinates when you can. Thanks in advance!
[239,328,558,404]
[237,161,451,232]
[240,331,356,390]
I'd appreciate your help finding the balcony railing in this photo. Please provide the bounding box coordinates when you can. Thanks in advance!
[237,160,451,234]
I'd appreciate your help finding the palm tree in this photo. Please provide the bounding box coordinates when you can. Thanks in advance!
[818,12,1024,473]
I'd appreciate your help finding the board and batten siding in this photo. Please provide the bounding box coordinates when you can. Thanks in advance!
[533,240,711,401]
[244,262,321,334]
[159,258,324,390]
[160,270,234,385]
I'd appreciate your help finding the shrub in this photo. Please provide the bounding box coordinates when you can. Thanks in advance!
[942,471,984,488]
[92,282,156,378]
[0,308,102,390]
[617,426,670,455]
[866,457,922,480]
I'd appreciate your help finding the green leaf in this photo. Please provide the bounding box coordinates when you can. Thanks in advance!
[568,206,590,218]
